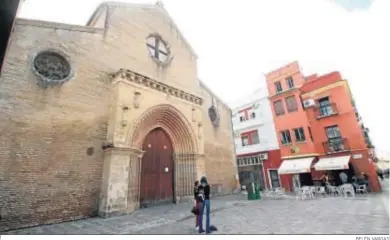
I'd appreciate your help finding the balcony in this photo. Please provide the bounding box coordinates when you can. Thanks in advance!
[323,138,351,154]
[235,143,268,156]
[314,103,338,119]
[233,118,263,132]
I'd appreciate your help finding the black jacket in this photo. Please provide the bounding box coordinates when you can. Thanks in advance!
[197,184,210,201]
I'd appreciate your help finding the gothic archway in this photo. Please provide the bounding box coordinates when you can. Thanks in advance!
[127,104,199,203]
[127,104,197,154]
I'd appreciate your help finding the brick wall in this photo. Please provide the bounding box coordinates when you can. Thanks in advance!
[0,21,109,231]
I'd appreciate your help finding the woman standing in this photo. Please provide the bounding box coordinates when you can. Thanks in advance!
[197,176,211,234]
[193,181,200,231]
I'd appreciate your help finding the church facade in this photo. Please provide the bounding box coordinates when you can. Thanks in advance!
[0,1,238,231]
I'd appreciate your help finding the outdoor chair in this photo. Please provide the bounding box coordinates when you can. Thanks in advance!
[309,186,316,197]
[272,187,285,198]
[340,184,355,198]
[327,185,340,196]
[315,186,327,197]
[356,184,368,195]
[296,186,314,200]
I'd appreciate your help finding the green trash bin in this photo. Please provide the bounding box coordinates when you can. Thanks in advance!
[255,183,261,200]
[246,183,256,200]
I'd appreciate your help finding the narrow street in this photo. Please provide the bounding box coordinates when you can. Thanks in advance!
[5,187,389,235]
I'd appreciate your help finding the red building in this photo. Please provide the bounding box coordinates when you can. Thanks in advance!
[265,62,380,192]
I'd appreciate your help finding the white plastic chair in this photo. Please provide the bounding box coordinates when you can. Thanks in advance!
[297,186,314,200]
[327,185,340,196]
[316,186,327,197]
[356,184,368,195]
[340,184,355,198]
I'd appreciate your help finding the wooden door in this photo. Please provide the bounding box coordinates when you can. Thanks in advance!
[269,169,281,189]
[140,128,174,205]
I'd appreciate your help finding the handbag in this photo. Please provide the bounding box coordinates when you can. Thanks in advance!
[191,206,200,215]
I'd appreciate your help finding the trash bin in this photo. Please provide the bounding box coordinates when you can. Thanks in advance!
[246,182,257,200]
[255,183,261,200]
[246,183,256,200]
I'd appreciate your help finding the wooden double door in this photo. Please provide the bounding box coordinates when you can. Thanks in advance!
[140,128,174,206]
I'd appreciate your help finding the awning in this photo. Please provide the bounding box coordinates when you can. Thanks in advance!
[314,155,351,171]
[278,157,315,175]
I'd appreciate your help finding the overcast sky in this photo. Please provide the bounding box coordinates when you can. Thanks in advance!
[18,0,390,156]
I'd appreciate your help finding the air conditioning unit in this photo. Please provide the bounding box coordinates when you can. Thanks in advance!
[303,99,315,108]
[253,103,260,109]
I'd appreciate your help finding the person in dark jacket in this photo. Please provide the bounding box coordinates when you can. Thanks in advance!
[197,176,211,234]
[194,180,200,230]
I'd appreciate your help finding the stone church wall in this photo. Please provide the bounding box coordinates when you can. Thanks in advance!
[0,20,109,231]
[0,2,238,231]
[200,83,238,195]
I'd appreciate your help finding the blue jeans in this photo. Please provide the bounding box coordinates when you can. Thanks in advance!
[198,199,210,233]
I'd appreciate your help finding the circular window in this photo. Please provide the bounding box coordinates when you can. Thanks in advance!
[208,106,220,127]
[146,35,170,63]
[33,51,71,83]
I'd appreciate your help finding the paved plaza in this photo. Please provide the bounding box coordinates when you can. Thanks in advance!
[4,180,389,235]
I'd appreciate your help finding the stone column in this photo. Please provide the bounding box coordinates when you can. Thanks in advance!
[99,147,144,217]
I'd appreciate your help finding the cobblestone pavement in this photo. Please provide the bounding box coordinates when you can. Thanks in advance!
[3,194,247,234]
[4,192,389,235]
[134,194,389,235]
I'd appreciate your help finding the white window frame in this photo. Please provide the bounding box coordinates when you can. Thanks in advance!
[286,77,294,89]
[280,130,292,145]
[275,81,283,93]
[294,127,306,142]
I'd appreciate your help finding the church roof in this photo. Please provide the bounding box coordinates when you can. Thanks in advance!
[86,1,198,58]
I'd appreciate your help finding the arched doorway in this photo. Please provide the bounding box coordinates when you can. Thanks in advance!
[140,127,174,206]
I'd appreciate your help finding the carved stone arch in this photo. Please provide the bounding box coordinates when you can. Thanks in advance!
[127,104,198,154]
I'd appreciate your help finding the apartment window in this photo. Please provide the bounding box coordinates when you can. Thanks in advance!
[293,127,306,142]
[325,125,345,152]
[240,116,245,122]
[251,131,260,144]
[241,135,249,146]
[237,156,261,166]
[273,100,285,116]
[250,112,256,119]
[275,81,283,93]
[286,77,294,89]
[285,96,298,112]
[280,130,292,145]
[241,131,260,146]
[318,97,333,116]
[325,125,341,140]
[308,126,314,141]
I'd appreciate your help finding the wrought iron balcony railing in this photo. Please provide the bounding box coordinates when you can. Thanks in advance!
[314,103,338,118]
[323,138,350,153]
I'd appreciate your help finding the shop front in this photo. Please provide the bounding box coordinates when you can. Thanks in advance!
[277,157,316,192]
[237,154,267,191]
[313,155,355,186]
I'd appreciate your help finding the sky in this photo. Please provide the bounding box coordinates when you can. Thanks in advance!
[18,0,390,155]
